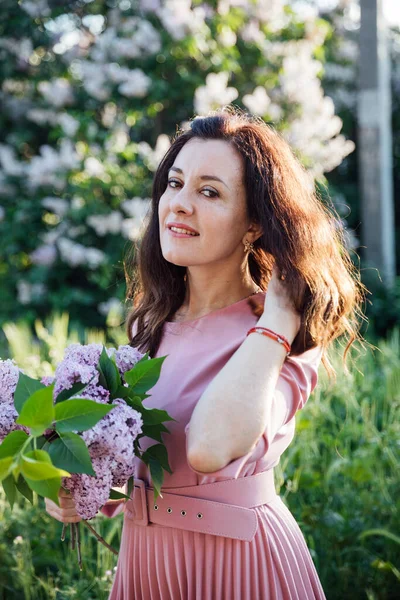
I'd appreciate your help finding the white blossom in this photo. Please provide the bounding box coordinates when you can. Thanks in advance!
[135,134,171,171]
[155,0,209,41]
[243,86,272,117]
[121,218,146,241]
[71,196,85,210]
[27,108,58,126]
[20,0,50,17]
[41,197,69,217]
[57,113,80,136]
[117,69,152,98]
[17,281,47,305]
[0,145,25,177]
[38,78,74,108]
[239,19,265,45]
[194,72,239,115]
[26,140,80,189]
[0,37,33,61]
[86,212,123,236]
[121,197,151,219]
[98,297,124,317]
[86,247,107,268]
[29,244,57,266]
[112,19,161,58]
[139,0,162,11]
[79,61,109,101]
[218,26,237,47]
[105,127,129,153]
[84,157,105,178]
[57,238,106,268]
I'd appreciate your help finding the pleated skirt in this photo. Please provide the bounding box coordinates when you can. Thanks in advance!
[108,495,326,600]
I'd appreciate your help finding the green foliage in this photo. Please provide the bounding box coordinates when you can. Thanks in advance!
[0,316,399,597]
[274,327,400,599]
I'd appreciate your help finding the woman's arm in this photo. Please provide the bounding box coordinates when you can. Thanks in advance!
[186,266,303,474]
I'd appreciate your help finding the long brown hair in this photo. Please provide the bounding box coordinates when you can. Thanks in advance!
[124,106,368,381]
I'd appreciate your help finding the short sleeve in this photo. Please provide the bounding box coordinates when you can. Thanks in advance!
[185,345,323,478]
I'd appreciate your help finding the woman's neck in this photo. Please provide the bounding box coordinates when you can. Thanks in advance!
[171,281,260,323]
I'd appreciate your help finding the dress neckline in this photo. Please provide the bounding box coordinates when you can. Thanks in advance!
[164,291,264,328]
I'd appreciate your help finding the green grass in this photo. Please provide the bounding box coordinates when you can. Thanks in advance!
[1,315,399,599]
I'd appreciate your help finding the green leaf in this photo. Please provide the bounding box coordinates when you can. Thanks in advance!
[141,423,171,443]
[148,457,164,501]
[124,356,167,394]
[20,450,70,481]
[16,385,55,436]
[2,473,17,509]
[127,476,134,499]
[55,381,90,404]
[54,399,116,433]
[24,475,61,506]
[142,444,173,475]
[126,397,176,427]
[48,432,95,475]
[15,474,34,504]
[0,457,14,481]
[109,488,131,500]
[0,430,29,459]
[97,347,120,396]
[14,372,45,414]
[114,385,130,399]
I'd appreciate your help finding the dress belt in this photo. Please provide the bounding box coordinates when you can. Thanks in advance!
[124,469,277,542]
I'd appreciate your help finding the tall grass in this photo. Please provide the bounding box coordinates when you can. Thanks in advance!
[0,315,399,599]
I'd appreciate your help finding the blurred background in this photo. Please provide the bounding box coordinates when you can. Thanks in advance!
[0,1,399,599]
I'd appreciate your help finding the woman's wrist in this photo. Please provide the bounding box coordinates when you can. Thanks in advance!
[256,305,300,346]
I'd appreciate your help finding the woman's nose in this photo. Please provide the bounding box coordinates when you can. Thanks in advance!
[169,189,194,214]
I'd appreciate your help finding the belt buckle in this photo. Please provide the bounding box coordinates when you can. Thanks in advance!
[133,478,149,526]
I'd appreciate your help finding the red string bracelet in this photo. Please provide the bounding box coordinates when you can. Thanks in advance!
[247,327,291,356]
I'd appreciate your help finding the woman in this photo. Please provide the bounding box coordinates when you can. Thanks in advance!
[46,107,366,599]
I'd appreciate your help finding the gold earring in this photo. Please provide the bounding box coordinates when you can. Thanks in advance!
[243,240,254,253]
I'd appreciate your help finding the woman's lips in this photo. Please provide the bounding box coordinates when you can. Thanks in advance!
[168,229,199,238]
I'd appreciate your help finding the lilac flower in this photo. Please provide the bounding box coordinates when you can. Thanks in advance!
[0,401,29,443]
[115,345,145,375]
[62,399,143,517]
[52,343,103,398]
[62,455,113,520]
[82,398,142,464]
[0,359,29,442]
[73,382,110,404]
[0,359,20,404]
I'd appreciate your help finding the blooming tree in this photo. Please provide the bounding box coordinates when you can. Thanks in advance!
[0,0,357,330]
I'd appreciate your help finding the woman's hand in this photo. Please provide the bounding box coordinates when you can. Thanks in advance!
[45,487,82,524]
[262,263,302,341]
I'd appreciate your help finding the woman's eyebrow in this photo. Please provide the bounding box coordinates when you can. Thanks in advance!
[168,166,229,189]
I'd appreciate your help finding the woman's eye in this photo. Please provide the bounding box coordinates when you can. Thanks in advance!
[167,179,218,198]
[168,179,180,188]
[202,188,219,198]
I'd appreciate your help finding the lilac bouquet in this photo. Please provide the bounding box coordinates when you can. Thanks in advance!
[0,343,174,569]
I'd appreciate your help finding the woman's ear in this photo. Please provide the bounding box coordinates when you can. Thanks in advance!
[248,222,263,244]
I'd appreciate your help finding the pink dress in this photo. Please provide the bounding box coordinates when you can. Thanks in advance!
[103,291,327,599]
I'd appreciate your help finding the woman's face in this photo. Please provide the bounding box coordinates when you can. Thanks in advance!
[158,138,256,269]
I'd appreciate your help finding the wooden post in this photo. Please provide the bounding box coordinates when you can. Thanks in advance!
[358,0,396,285]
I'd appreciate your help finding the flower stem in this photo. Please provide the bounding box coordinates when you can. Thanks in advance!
[70,520,76,550]
[61,523,68,541]
[76,523,83,571]
[81,520,118,556]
